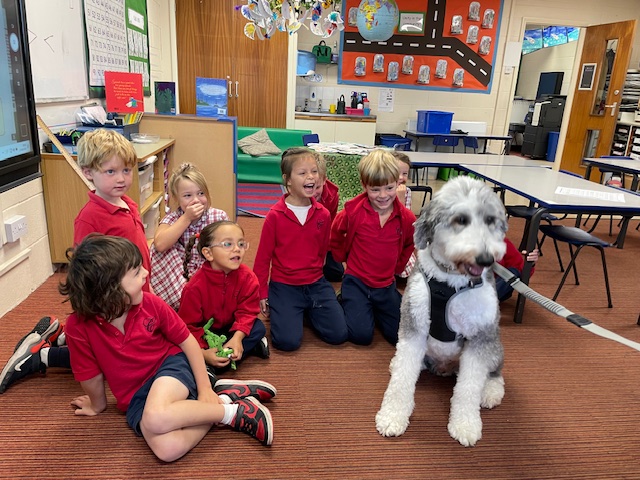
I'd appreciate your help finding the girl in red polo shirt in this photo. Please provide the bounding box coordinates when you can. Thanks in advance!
[178,220,269,369]
[254,148,348,351]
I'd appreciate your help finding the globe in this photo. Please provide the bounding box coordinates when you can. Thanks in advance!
[356,0,399,42]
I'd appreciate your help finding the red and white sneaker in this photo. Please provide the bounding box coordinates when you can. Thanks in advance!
[231,397,273,446]
[214,379,276,403]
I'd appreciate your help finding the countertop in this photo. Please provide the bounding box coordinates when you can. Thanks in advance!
[295,111,377,122]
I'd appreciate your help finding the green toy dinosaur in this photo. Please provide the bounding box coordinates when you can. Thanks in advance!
[203,318,236,370]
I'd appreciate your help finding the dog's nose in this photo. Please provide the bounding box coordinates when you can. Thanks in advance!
[475,252,495,266]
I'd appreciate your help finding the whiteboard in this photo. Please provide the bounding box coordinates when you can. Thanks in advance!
[25,0,88,102]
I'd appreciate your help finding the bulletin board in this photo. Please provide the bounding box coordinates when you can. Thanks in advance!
[25,0,89,102]
[84,0,151,97]
[339,0,503,93]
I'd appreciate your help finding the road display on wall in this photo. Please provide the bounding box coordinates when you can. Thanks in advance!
[339,0,503,93]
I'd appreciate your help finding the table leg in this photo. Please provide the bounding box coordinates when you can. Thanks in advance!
[514,207,547,323]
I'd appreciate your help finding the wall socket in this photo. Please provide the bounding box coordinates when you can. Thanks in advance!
[5,215,28,243]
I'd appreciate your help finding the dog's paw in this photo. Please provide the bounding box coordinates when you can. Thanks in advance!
[448,414,482,447]
[481,376,505,409]
[375,410,410,437]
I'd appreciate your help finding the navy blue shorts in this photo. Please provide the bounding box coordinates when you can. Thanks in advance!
[126,353,197,436]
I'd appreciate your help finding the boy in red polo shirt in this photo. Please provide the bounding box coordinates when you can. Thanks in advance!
[74,128,151,292]
[330,149,416,345]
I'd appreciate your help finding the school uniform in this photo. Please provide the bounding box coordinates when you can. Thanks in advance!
[178,262,265,353]
[74,192,151,291]
[330,192,416,345]
[319,179,344,281]
[254,195,347,351]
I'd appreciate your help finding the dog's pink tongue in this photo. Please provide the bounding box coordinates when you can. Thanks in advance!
[467,264,484,277]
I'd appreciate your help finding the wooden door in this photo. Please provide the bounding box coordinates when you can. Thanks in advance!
[176,0,288,128]
[560,20,636,178]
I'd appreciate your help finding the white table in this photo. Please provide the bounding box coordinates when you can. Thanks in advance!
[407,151,551,168]
[403,130,513,154]
[582,156,640,191]
[458,164,640,323]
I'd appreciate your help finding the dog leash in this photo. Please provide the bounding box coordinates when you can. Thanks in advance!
[492,263,640,352]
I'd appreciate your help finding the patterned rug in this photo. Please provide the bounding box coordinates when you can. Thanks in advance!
[237,183,284,217]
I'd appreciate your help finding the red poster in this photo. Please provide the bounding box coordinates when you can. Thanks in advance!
[340,0,503,92]
[105,71,144,113]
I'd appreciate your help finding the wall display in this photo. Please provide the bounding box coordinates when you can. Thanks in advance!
[84,0,150,97]
[339,0,503,93]
[578,63,597,91]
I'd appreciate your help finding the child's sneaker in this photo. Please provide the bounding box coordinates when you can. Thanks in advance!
[13,316,63,351]
[230,397,273,446]
[214,379,276,402]
[253,336,270,359]
[0,333,48,394]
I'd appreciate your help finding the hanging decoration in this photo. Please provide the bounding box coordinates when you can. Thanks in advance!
[237,0,344,40]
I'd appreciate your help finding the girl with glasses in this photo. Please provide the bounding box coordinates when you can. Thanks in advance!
[178,221,270,372]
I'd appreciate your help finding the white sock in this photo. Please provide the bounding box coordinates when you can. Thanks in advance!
[220,403,239,425]
[57,332,66,346]
[219,394,232,404]
[40,347,50,367]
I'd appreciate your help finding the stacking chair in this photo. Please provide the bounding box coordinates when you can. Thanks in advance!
[302,133,320,146]
[539,224,612,307]
[463,136,479,153]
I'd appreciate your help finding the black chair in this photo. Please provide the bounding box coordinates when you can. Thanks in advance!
[302,133,319,146]
[539,224,612,307]
[463,136,479,153]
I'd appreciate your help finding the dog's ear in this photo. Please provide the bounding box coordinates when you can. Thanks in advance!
[414,205,437,249]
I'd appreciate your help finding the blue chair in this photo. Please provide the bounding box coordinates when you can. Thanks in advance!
[302,133,319,146]
[463,136,479,153]
[539,224,612,307]
[433,135,459,152]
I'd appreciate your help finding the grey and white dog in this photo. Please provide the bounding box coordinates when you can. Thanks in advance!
[376,176,508,447]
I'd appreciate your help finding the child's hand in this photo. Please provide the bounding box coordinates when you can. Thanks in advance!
[522,249,539,264]
[184,199,205,222]
[396,183,407,204]
[70,395,105,416]
[197,386,220,405]
[203,347,231,368]
[260,299,270,317]
[225,337,244,362]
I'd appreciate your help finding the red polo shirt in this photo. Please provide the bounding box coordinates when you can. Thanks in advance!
[330,192,416,288]
[320,179,339,220]
[178,263,260,348]
[253,195,331,299]
[65,293,190,411]
[74,191,151,291]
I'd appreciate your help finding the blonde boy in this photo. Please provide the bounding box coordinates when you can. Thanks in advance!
[74,129,151,290]
[330,150,416,345]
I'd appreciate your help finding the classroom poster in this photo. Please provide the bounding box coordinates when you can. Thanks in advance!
[105,71,144,113]
[84,0,151,97]
[195,78,228,117]
[340,0,503,93]
[155,81,176,114]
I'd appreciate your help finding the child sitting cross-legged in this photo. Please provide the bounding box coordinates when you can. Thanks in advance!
[178,220,270,371]
[61,235,275,461]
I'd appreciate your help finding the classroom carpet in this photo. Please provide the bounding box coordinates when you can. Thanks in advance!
[237,183,284,218]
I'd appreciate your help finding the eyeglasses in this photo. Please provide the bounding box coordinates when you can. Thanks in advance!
[208,241,250,251]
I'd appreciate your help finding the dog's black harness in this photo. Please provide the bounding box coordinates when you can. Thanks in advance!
[420,266,484,344]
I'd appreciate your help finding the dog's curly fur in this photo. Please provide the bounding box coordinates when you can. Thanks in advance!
[375,176,508,446]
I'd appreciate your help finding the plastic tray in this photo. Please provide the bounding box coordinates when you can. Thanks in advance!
[345,107,364,116]
[130,133,160,144]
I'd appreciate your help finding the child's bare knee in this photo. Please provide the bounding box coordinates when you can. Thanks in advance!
[141,404,169,434]
[150,440,184,463]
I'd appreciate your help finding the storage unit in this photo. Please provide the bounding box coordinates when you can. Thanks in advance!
[41,139,174,263]
[416,110,454,134]
[294,114,377,145]
[609,121,640,159]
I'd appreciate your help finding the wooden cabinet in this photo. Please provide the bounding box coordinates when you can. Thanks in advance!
[41,139,174,263]
[294,115,377,145]
[176,0,288,128]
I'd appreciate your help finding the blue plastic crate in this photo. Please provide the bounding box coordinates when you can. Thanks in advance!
[416,110,453,134]
[379,135,412,150]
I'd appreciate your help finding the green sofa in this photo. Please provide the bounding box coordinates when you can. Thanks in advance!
[237,127,311,184]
